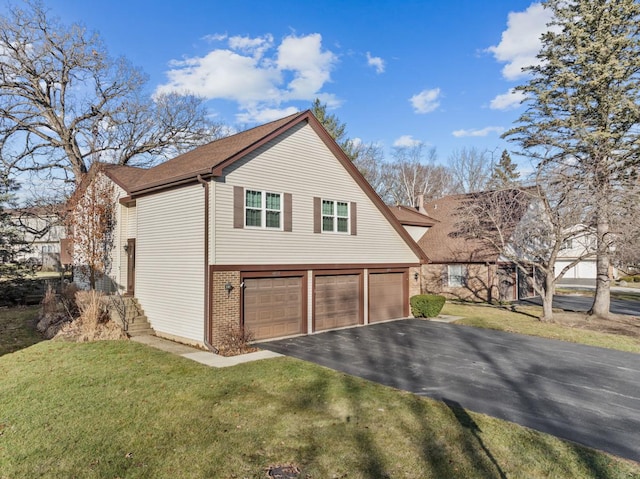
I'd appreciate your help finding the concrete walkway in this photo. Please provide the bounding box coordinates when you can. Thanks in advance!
[130,334,282,367]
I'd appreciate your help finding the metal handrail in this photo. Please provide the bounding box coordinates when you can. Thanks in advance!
[108,290,128,331]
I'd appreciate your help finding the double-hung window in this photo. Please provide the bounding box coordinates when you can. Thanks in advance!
[322,199,349,233]
[245,189,282,229]
[447,264,466,287]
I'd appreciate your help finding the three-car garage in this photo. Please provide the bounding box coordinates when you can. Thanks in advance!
[240,269,409,341]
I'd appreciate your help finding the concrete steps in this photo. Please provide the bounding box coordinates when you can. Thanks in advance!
[108,295,155,337]
[127,314,154,337]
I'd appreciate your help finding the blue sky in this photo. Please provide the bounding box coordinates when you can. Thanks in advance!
[32,1,552,169]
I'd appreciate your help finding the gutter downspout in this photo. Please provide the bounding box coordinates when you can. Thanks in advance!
[197,174,218,353]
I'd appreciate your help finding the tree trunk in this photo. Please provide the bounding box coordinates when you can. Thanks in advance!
[590,211,611,318]
[540,271,555,321]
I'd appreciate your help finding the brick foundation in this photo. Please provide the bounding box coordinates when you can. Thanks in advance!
[210,270,241,347]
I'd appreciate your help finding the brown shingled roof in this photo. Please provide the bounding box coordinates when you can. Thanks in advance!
[103,164,146,193]
[389,205,438,227]
[417,190,528,263]
[130,110,306,194]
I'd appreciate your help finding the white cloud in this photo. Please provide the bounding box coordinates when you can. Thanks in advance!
[393,135,422,147]
[228,34,274,59]
[490,88,527,110]
[236,106,300,124]
[487,3,555,80]
[410,88,441,114]
[452,126,505,138]
[366,52,385,74]
[276,33,337,100]
[156,33,338,123]
[203,33,228,43]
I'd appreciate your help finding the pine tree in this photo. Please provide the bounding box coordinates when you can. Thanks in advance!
[0,172,30,302]
[310,99,358,161]
[489,150,520,188]
[504,0,640,318]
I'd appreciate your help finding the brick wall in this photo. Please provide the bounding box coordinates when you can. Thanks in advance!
[421,263,496,302]
[210,270,241,346]
[409,266,421,299]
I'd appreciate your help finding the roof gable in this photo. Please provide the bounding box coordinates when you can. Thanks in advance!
[68,111,427,262]
[389,205,438,227]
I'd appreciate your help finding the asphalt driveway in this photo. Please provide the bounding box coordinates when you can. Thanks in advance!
[259,320,640,463]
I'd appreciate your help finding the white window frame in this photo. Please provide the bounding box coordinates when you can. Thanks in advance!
[321,199,350,234]
[244,189,283,230]
[448,264,466,287]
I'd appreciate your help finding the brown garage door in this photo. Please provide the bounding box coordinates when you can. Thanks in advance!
[243,276,304,340]
[369,272,405,323]
[315,274,361,331]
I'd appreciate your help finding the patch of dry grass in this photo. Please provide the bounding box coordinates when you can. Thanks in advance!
[56,290,126,342]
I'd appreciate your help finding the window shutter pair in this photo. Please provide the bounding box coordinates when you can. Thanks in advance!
[313,197,357,235]
[233,186,292,231]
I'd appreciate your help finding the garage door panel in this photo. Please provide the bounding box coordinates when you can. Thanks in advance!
[244,276,303,340]
[369,272,405,323]
[315,274,360,331]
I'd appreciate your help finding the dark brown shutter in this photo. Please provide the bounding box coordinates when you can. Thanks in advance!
[350,201,357,235]
[284,193,292,232]
[442,266,449,287]
[313,197,321,233]
[233,186,244,229]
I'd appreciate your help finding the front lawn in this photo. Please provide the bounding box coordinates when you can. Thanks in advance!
[443,302,640,354]
[1,339,639,478]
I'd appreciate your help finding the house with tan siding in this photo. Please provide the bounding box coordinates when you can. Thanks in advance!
[391,192,535,302]
[70,111,426,349]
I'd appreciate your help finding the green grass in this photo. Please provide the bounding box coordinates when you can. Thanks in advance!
[443,302,640,354]
[1,339,639,478]
[0,305,42,355]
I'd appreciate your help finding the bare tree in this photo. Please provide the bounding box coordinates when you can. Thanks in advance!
[456,168,595,321]
[352,142,392,202]
[0,1,221,186]
[387,144,454,206]
[447,147,492,193]
[611,181,640,274]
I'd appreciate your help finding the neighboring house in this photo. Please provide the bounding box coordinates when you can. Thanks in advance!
[554,228,616,285]
[10,207,66,270]
[69,110,426,348]
[392,192,534,302]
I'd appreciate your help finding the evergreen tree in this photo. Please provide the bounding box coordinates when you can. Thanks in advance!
[0,172,29,302]
[310,99,358,161]
[489,150,520,188]
[504,0,640,318]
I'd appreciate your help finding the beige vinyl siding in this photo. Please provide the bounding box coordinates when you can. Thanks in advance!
[127,205,137,239]
[404,225,429,242]
[117,201,129,288]
[136,184,205,343]
[214,123,418,265]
